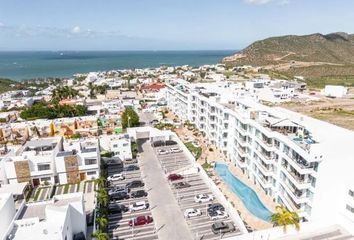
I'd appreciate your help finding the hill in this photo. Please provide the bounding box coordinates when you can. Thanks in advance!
[224,32,354,87]
[0,78,19,94]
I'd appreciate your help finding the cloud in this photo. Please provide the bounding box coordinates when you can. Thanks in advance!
[0,22,4,27]
[244,0,290,5]
[71,26,81,34]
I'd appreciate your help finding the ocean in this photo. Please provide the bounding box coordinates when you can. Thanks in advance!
[0,50,235,81]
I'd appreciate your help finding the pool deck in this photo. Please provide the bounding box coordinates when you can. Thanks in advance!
[211,160,277,231]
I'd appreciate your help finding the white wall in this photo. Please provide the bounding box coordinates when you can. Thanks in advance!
[0,193,16,239]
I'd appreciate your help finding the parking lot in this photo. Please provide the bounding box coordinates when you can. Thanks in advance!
[107,160,158,240]
[154,144,242,240]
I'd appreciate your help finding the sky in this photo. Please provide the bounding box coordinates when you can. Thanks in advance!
[0,0,353,51]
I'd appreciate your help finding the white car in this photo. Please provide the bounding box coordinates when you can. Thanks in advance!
[129,201,149,212]
[194,194,214,203]
[184,208,202,218]
[158,149,169,155]
[209,210,229,220]
[107,173,125,181]
[170,147,182,153]
[108,186,128,196]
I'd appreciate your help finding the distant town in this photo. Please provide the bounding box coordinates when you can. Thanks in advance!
[1,63,354,240]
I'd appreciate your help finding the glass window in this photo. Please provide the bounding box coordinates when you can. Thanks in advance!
[38,164,50,171]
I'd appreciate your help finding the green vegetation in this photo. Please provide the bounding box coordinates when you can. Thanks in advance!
[20,102,88,120]
[101,151,114,158]
[91,230,109,240]
[63,184,69,194]
[71,133,82,139]
[121,107,140,128]
[202,161,212,170]
[185,141,202,160]
[131,142,138,158]
[271,205,300,233]
[33,188,41,201]
[153,122,175,130]
[306,76,354,89]
[88,83,109,99]
[0,78,20,94]
[51,86,80,102]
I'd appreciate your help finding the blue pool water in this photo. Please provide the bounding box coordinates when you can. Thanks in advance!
[214,162,272,222]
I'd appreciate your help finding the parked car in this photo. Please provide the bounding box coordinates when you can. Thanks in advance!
[108,203,129,214]
[131,190,148,198]
[158,149,169,155]
[150,119,159,124]
[124,165,140,171]
[211,221,235,234]
[126,180,144,189]
[107,173,125,181]
[110,192,130,201]
[209,210,228,220]
[167,174,183,181]
[129,201,149,212]
[108,186,128,196]
[173,182,191,189]
[128,215,153,227]
[184,208,202,218]
[123,158,138,164]
[207,203,225,215]
[170,147,182,153]
[165,140,177,146]
[194,194,214,203]
[152,140,164,147]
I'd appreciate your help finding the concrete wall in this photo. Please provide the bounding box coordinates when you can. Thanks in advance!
[0,193,16,240]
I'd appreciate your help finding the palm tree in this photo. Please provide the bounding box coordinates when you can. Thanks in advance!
[96,189,108,207]
[95,177,107,189]
[95,207,108,217]
[91,230,109,240]
[271,205,300,233]
[96,216,108,230]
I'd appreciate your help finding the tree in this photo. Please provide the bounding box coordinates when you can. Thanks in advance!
[271,205,300,233]
[91,230,109,240]
[96,216,108,231]
[95,177,107,189]
[121,107,140,128]
[96,189,109,207]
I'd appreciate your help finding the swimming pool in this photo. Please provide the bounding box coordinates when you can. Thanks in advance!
[214,162,272,222]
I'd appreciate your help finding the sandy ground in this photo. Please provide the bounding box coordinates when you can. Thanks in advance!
[279,93,354,130]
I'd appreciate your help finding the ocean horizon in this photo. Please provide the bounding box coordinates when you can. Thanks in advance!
[0,50,236,81]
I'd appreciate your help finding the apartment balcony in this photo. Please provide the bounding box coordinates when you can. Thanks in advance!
[255,174,272,189]
[255,137,275,152]
[280,181,309,204]
[235,125,248,136]
[283,154,315,175]
[255,161,274,177]
[235,146,248,158]
[279,192,301,211]
[281,168,312,191]
[254,148,276,164]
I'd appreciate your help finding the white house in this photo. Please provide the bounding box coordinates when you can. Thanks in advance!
[99,134,132,160]
[323,85,348,98]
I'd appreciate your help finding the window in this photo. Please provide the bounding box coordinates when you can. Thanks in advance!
[38,164,50,171]
[85,158,97,165]
[41,177,51,182]
[113,144,118,148]
[346,204,354,214]
[87,171,96,176]
[349,190,354,197]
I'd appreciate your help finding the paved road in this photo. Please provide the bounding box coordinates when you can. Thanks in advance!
[139,140,193,240]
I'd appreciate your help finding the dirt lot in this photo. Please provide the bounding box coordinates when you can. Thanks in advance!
[279,92,354,130]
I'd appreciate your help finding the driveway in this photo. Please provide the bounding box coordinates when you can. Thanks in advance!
[138,139,193,240]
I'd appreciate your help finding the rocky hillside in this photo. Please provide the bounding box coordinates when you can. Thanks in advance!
[224,32,354,80]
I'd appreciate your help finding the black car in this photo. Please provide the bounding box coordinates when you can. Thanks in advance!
[211,222,235,234]
[124,165,140,171]
[108,203,129,214]
[207,203,225,214]
[131,190,148,198]
[152,140,164,147]
[173,182,191,189]
[126,180,144,189]
[110,192,129,201]
[165,140,177,146]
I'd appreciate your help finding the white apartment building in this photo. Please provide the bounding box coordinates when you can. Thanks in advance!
[99,134,132,160]
[1,137,100,185]
[4,193,86,240]
[166,79,354,225]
